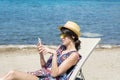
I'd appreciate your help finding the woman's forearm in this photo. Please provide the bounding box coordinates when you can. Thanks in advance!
[51,53,59,77]
[39,54,46,67]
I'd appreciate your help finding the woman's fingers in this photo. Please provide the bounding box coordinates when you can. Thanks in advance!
[37,45,47,54]
[37,45,54,54]
[39,48,44,53]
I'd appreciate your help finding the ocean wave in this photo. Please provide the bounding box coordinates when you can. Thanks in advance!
[0,45,35,52]
[96,44,120,49]
[82,32,103,37]
[0,45,36,50]
[0,45,57,50]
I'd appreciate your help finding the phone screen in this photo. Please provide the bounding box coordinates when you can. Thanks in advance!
[38,37,41,45]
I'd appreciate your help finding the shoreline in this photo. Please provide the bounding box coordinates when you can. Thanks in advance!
[0,44,120,49]
[0,44,120,54]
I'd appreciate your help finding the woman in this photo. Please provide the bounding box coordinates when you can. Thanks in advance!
[0,21,81,80]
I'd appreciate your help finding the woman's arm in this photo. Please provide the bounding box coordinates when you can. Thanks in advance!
[51,52,80,77]
[39,53,46,68]
[51,52,58,77]
[37,44,46,68]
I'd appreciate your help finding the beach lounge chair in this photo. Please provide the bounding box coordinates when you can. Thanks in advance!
[69,38,101,80]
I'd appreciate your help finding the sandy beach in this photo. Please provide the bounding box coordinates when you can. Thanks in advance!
[0,45,120,80]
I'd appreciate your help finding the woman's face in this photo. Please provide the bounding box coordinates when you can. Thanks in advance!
[60,33,72,46]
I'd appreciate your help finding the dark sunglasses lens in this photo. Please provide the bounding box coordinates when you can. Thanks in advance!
[60,34,66,38]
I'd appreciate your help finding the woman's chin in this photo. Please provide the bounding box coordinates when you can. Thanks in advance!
[62,42,65,45]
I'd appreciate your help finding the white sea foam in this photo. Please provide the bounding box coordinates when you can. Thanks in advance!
[82,32,103,37]
[0,45,36,49]
[0,44,120,50]
[97,45,113,49]
[96,44,120,49]
[0,45,57,49]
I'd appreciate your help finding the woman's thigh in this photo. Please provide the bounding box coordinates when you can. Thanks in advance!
[10,70,39,80]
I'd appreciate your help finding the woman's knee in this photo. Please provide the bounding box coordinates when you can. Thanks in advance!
[8,70,17,79]
[9,70,16,74]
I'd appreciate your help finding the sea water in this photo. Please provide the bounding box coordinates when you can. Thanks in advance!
[0,0,120,47]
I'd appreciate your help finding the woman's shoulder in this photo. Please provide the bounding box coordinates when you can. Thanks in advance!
[69,51,82,60]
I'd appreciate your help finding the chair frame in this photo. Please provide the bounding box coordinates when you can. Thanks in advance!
[69,38,101,80]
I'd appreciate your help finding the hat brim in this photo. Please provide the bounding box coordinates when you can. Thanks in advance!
[58,26,63,30]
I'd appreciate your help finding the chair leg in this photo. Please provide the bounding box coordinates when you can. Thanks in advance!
[75,77,81,80]
[80,69,85,80]
[76,69,85,80]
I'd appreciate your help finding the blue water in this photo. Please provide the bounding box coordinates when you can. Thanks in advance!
[0,0,120,45]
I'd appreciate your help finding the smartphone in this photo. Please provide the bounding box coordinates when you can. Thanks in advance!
[38,37,41,45]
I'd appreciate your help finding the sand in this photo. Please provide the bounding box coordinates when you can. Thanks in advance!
[0,46,120,80]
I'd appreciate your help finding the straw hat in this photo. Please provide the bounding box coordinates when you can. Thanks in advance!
[58,21,80,37]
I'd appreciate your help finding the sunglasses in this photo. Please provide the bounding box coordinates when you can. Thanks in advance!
[60,33,67,39]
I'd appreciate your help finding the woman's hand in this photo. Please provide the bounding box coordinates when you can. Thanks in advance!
[37,43,46,54]
[37,43,56,55]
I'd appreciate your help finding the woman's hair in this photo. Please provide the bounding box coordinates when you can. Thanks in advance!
[61,28,81,51]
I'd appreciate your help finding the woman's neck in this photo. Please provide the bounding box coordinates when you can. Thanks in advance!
[66,42,76,51]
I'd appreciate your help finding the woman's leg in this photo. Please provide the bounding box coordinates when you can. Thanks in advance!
[1,70,39,80]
